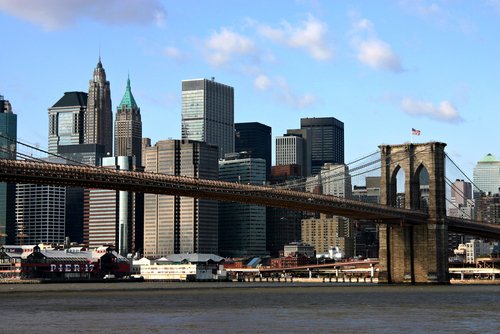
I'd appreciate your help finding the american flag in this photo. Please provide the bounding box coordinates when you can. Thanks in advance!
[412,128,421,135]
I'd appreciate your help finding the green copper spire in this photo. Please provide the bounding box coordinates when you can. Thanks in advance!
[118,75,138,109]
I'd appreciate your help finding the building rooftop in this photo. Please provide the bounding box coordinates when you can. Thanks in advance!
[118,76,138,110]
[478,153,499,163]
[52,91,88,108]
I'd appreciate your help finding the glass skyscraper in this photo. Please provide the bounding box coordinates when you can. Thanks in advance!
[0,94,16,245]
[300,117,344,175]
[473,153,500,198]
[219,152,267,257]
[235,122,272,179]
[48,91,87,155]
[143,139,219,258]
[181,78,234,158]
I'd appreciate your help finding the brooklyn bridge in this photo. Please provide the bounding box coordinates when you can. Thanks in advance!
[0,141,499,284]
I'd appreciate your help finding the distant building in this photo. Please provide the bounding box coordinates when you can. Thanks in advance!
[133,253,227,281]
[15,158,67,245]
[84,156,142,255]
[181,78,234,158]
[283,242,315,258]
[0,94,16,245]
[84,58,113,156]
[48,91,87,155]
[218,152,267,257]
[352,177,380,258]
[465,239,492,264]
[114,76,142,166]
[276,134,307,177]
[286,128,312,177]
[143,139,219,258]
[300,117,344,175]
[305,163,352,198]
[476,194,500,225]
[57,143,107,244]
[301,214,355,258]
[473,154,500,198]
[235,122,272,179]
[266,165,303,257]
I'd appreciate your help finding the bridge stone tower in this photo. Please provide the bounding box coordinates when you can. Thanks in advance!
[378,142,449,284]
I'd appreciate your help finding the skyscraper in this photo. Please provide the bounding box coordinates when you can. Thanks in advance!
[84,156,142,255]
[275,134,307,176]
[181,78,234,158]
[143,139,219,258]
[85,58,113,156]
[219,152,267,257]
[58,143,107,244]
[473,154,500,198]
[300,117,344,175]
[48,91,87,155]
[235,122,272,179]
[0,94,16,245]
[114,76,142,166]
[15,157,67,245]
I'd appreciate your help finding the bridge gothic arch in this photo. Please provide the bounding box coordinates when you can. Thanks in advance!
[378,142,449,284]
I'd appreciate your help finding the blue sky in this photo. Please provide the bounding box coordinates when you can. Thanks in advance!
[1,0,499,178]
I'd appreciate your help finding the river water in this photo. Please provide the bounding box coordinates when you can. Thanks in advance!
[1,282,499,333]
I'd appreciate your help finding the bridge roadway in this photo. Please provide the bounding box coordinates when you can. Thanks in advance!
[0,159,499,239]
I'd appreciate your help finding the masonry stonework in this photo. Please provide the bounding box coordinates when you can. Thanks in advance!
[378,142,449,284]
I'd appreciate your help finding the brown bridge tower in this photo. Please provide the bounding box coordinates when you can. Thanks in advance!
[378,142,449,284]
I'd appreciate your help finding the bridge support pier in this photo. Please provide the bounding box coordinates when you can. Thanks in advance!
[378,222,449,284]
[378,142,449,284]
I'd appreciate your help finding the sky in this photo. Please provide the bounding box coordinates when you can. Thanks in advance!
[0,0,499,179]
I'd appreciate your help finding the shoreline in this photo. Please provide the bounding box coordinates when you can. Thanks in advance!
[1,278,500,294]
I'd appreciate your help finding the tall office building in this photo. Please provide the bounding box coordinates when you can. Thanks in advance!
[15,157,67,245]
[451,179,473,207]
[48,91,87,155]
[143,139,219,258]
[276,134,307,177]
[302,163,354,257]
[266,165,304,257]
[0,94,16,245]
[114,76,142,166]
[85,58,113,156]
[473,154,500,198]
[84,156,142,255]
[300,117,344,175]
[235,122,272,179]
[305,163,352,198]
[181,78,234,158]
[58,144,107,244]
[219,152,267,257]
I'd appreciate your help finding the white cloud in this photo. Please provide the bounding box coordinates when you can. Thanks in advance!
[0,0,166,30]
[205,28,256,67]
[400,97,463,122]
[254,74,271,91]
[275,77,317,109]
[350,18,403,73]
[163,46,190,63]
[357,39,403,72]
[257,14,333,61]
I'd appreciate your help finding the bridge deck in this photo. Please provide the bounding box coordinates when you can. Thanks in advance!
[0,159,498,239]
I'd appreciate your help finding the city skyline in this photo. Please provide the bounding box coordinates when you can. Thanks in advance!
[1,1,499,178]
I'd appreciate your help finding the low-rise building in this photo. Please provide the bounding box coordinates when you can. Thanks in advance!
[133,253,227,281]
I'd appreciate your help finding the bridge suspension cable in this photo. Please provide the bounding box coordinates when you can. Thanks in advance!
[445,153,483,194]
